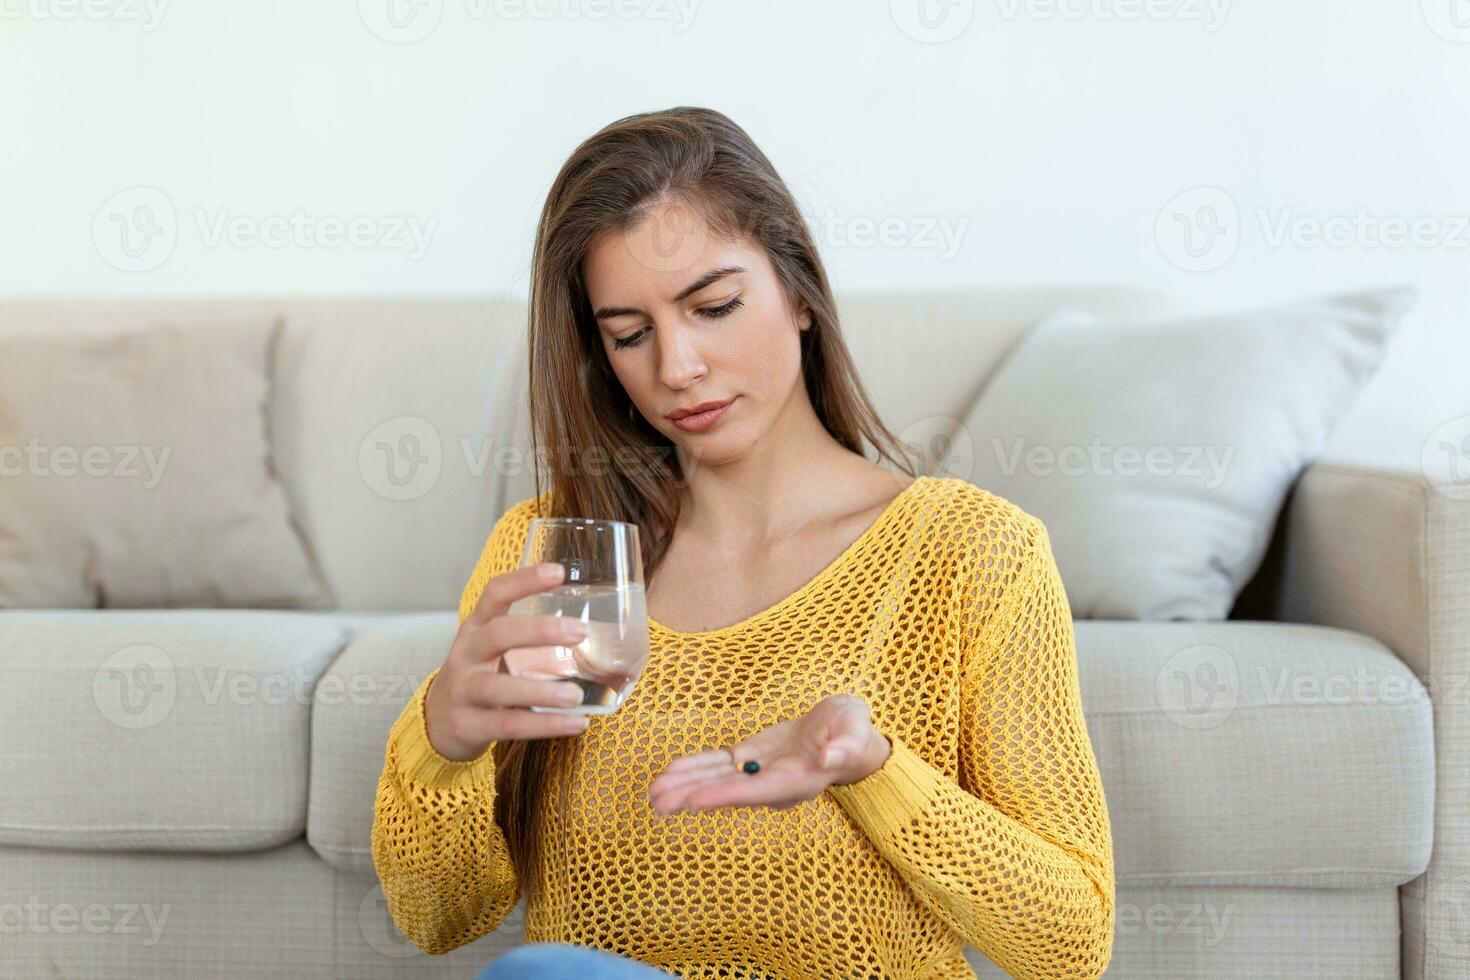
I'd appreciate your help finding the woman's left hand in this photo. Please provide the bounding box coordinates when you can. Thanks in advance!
[648,694,892,816]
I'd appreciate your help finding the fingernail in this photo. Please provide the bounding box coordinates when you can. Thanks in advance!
[539,562,563,581]
[561,620,588,639]
[824,749,846,768]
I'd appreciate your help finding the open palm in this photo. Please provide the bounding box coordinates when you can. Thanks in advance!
[648,694,891,816]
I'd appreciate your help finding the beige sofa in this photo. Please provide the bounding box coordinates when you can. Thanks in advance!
[0,290,1458,978]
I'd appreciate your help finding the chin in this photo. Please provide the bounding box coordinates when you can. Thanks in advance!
[673,431,752,469]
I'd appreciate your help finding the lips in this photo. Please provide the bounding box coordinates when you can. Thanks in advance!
[668,397,735,432]
[666,398,733,421]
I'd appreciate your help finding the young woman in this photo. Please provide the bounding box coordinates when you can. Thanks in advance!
[371,106,1115,980]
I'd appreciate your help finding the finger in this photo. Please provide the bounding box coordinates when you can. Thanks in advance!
[651,761,810,816]
[649,759,736,797]
[502,644,582,680]
[478,708,590,742]
[461,668,586,710]
[466,612,589,667]
[649,769,729,815]
[682,767,815,812]
[656,748,732,774]
[467,562,565,625]
[819,735,866,770]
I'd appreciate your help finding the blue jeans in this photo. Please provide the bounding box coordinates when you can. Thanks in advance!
[475,942,674,979]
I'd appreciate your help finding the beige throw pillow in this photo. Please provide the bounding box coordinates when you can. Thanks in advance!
[0,314,330,609]
[958,287,1415,621]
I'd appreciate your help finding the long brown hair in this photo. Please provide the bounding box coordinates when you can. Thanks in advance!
[493,105,941,900]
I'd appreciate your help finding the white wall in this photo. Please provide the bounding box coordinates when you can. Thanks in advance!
[2,0,1464,470]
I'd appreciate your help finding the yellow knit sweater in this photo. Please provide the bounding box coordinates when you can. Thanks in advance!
[371,474,1115,979]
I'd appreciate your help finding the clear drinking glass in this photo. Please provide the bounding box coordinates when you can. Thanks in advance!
[506,516,650,715]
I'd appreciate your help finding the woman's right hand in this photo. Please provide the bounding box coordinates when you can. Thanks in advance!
[424,562,591,761]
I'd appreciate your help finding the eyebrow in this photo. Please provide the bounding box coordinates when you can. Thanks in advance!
[592,265,747,321]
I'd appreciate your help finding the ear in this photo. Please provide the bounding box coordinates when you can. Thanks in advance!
[798,309,813,331]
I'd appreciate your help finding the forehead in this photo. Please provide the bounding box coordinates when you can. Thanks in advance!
[582,200,762,301]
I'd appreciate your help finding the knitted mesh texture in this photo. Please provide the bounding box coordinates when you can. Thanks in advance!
[371,475,1115,979]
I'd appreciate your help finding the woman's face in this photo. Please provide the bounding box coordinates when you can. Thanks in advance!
[582,198,811,467]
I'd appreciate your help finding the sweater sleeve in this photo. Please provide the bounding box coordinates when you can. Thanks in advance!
[368,504,532,955]
[825,518,1116,980]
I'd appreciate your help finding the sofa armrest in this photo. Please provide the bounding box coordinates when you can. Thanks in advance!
[1274,460,1469,979]
[1277,462,1466,678]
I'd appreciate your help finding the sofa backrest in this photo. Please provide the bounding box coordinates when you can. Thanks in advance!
[0,286,1183,611]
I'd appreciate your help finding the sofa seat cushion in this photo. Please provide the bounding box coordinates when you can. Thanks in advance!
[0,610,350,852]
[1079,620,1434,887]
[306,616,1435,889]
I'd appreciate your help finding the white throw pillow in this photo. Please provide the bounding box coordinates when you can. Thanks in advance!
[0,314,331,609]
[957,287,1415,620]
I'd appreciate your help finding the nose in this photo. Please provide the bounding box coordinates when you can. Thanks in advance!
[655,318,708,391]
